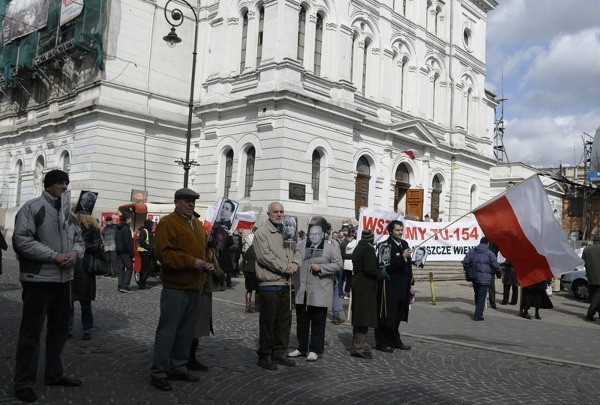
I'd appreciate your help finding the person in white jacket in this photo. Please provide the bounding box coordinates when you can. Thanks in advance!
[341,232,357,299]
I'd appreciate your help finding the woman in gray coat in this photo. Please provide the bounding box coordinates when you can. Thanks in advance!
[288,217,342,361]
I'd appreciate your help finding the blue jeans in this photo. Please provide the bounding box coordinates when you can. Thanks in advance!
[69,300,93,334]
[473,282,489,318]
[337,270,345,297]
[332,272,341,318]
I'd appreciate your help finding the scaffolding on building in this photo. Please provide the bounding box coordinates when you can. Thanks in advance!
[493,97,509,164]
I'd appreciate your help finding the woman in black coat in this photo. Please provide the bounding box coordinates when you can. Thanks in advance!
[349,230,379,359]
[70,214,101,340]
[521,279,553,319]
[500,259,519,305]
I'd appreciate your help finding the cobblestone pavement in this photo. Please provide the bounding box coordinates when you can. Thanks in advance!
[1,251,599,404]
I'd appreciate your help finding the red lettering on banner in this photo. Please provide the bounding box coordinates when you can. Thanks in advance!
[362,216,378,231]
[362,216,391,233]
[404,227,417,240]
[417,227,427,239]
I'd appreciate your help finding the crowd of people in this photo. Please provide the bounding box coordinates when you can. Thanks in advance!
[6,168,599,402]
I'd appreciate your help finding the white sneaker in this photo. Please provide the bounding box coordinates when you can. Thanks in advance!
[288,349,303,357]
[306,352,318,362]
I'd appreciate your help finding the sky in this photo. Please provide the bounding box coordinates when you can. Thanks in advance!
[485,0,600,168]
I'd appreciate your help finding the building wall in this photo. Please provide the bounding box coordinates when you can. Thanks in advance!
[0,0,498,234]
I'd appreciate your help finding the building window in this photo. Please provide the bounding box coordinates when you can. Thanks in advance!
[403,0,407,16]
[431,72,439,122]
[257,7,264,67]
[61,151,71,173]
[435,6,442,36]
[297,7,306,64]
[15,160,22,206]
[355,156,371,219]
[240,11,248,73]
[400,56,408,110]
[245,147,255,197]
[362,39,370,95]
[314,13,323,76]
[466,88,472,132]
[470,185,477,211]
[312,150,321,200]
[426,1,432,31]
[350,33,357,82]
[224,150,233,198]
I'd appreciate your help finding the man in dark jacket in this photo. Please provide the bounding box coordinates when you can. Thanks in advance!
[349,229,379,359]
[375,220,413,352]
[462,237,501,321]
[583,237,600,321]
[137,219,155,290]
[115,214,134,293]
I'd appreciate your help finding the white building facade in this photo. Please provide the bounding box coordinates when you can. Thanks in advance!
[0,0,498,233]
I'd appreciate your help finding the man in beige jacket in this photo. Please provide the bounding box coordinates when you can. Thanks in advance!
[253,202,302,370]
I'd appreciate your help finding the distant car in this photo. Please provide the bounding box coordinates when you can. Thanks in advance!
[561,269,589,300]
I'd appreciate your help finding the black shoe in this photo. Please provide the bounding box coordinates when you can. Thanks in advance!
[473,316,485,321]
[396,343,412,350]
[82,332,91,341]
[46,377,82,387]
[585,316,596,321]
[500,301,508,305]
[15,388,37,402]
[490,303,497,309]
[509,301,518,305]
[375,345,395,353]
[272,356,296,367]
[167,372,199,382]
[350,351,372,359]
[151,378,172,391]
[257,357,278,370]
[188,359,209,372]
[535,313,541,320]
[521,313,532,320]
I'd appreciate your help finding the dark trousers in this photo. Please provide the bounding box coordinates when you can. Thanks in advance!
[473,282,489,318]
[352,326,369,353]
[257,288,291,359]
[14,282,70,390]
[502,284,518,305]
[69,300,93,334]
[295,304,327,355]
[587,284,600,318]
[139,253,152,285]
[117,253,133,289]
[104,250,118,276]
[343,270,353,294]
[488,279,496,305]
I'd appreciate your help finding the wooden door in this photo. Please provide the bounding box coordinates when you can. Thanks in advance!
[405,189,424,220]
[355,174,370,219]
[430,189,441,220]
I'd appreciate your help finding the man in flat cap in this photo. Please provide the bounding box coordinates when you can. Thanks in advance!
[12,169,84,402]
[150,188,215,391]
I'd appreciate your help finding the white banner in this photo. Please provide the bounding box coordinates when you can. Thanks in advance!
[358,207,483,261]
[2,0,50,45]
[60,0,84,26]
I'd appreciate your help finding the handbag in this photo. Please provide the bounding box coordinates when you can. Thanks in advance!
[86,254,109,276]
[464,262,478,282]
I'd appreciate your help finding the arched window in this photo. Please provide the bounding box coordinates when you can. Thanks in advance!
[403,0,407,16]
[431,72,439,122]
[355,156,371,219]
[394,163,410,214]
[395,163,410,184]
[362,39,370,95]
[15,160,23,206]
[312,150,321,200]
[245,147,255,197]
[426,1,432,31]
[224,149,233,198]
[314,13,323,76]
[350,33,357,82]
[400,56,408,110]
[256,7,264,67]
[240,10,248,73]
[466,88,472,132]
[435,6,442,36]
[297,6,306,64]
[431,175,442,221]
[470,185,477,211]
[61,151,71,173]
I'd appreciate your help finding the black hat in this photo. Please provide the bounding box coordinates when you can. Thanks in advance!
[361,229,375,244]
[480,237,489,244]
[174,188,200,200]
[120,213,130,222]
[43,169,70,188]
[105,216,113,222]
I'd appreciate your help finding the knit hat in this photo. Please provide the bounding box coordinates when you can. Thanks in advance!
[361,229,375,244]
[480,236,489,244]
[43,169,70,188]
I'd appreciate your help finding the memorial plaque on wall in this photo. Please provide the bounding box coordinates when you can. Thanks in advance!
[289,183,305,201]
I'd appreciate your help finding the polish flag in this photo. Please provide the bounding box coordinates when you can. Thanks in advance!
[401,149,417,160]
[203,206,256,233]
[474,175,583,287]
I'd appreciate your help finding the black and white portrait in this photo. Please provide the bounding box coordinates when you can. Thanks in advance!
[377,242,391,268]
[305,222,325,259]
[215,197,238,233]
[283,216,297,243]
[75,190,98,214]
[412,246,428,268]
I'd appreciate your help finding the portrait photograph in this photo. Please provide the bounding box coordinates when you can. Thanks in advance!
[75,190,98,214]
[377,242,391,268]
[283,216,298,243]
[412,246,428,268]
[215,197,239,233]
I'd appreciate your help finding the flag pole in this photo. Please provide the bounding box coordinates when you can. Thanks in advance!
[415,174,541,247]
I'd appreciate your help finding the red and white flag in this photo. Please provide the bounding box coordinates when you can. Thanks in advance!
[401,149,417,160]
[474,175,583,287]
[204,206,256,233]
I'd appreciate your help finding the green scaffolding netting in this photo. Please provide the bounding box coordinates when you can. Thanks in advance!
[0,0,106,85]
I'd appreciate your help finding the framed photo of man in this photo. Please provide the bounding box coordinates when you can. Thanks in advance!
[283,216,298,243]
[377,242,391,268]
[214,197,239,233]
[412,246,428,268]
[75,190,98,214]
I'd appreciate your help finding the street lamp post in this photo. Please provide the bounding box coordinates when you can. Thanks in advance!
[163,0,200,188]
